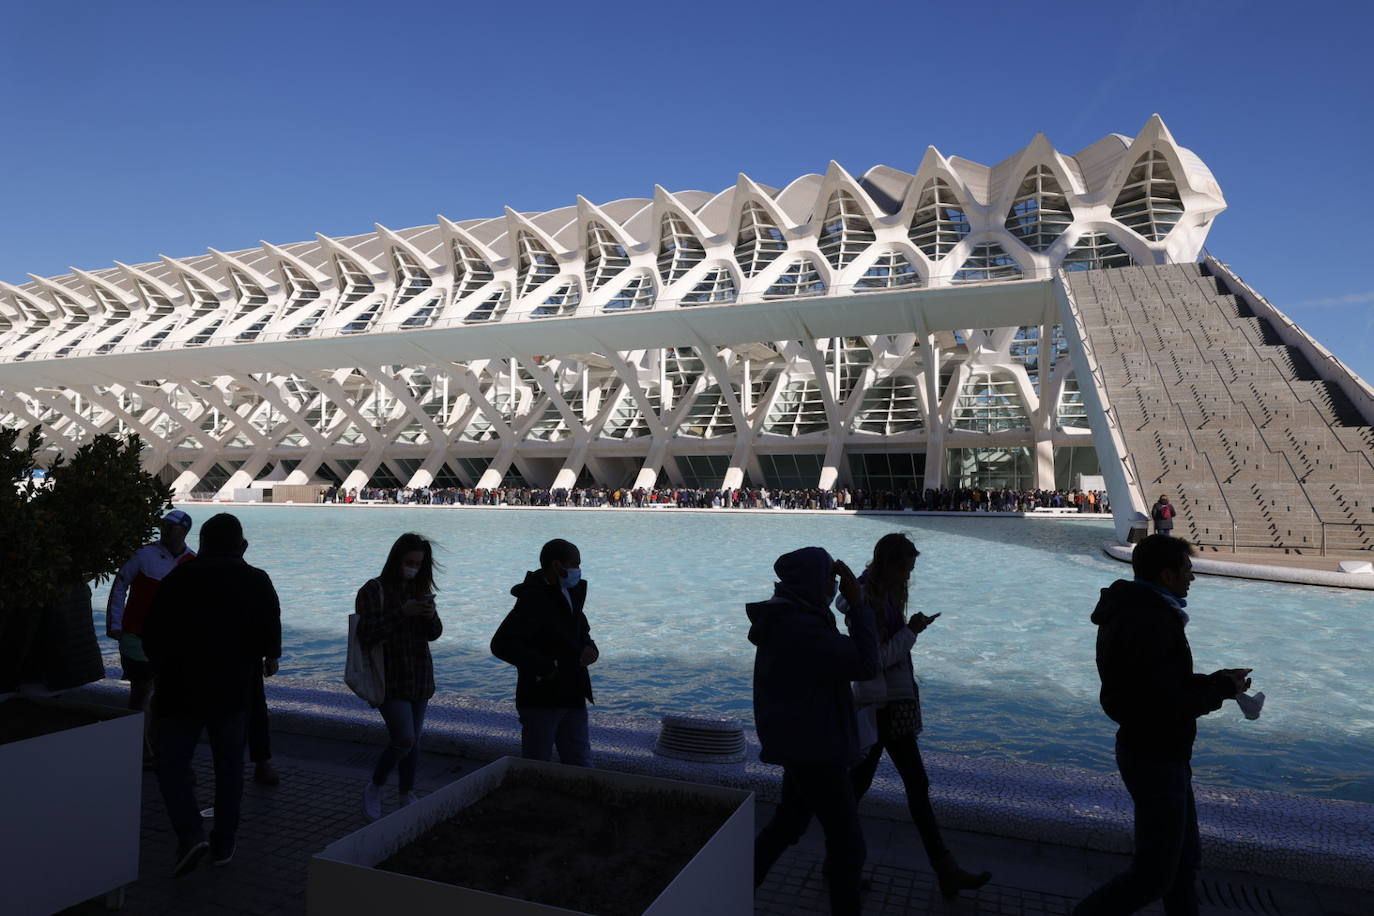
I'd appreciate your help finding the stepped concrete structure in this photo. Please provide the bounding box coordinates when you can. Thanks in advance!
[1065,261,1374,553]
[1,115,1370,553]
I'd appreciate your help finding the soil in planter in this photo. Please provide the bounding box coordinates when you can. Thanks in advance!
[0,698,112,746]
[377,771,738,916]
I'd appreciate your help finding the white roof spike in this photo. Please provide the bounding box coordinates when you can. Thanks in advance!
[206,247,282,292]
[313,233,389,282]
[156,255,232,298]
[823,160,854,182]
[915,146,950,173]
[25,274,98,314]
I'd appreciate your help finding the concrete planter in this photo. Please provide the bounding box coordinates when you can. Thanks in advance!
[0,696,142,915]
[308,756,753,916]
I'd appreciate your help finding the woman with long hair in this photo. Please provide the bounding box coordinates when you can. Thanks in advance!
[847,532,991,898]
[356,532,442,819]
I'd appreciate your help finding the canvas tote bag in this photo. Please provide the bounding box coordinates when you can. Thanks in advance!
[345,581,386,706]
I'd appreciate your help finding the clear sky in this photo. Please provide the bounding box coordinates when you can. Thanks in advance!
[2,0,1371,380]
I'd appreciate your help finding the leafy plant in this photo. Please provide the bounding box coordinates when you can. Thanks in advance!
[0,427,172,690]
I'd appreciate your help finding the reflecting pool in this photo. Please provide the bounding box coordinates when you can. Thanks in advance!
[93,505,1374,803]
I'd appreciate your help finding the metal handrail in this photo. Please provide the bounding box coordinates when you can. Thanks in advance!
[1198,451,1240,552]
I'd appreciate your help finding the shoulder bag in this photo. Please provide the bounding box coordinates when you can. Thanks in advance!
[345,580,386,706]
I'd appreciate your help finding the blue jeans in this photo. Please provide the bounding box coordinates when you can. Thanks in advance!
[372,699,428,791]
[517,705,591,767]
[1074,751,1200,916]
[155,709,249,851]
[754,762,865,916]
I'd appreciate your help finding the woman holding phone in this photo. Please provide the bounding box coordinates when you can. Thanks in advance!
[845,532,991,899]
[356,532,442,820]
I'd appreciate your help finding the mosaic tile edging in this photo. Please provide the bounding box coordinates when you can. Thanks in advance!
[73,674,1374,891]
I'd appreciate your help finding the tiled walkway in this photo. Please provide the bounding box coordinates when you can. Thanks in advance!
[61,732,1368,915]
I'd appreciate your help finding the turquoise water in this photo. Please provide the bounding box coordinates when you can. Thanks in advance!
[93,505,1374,804]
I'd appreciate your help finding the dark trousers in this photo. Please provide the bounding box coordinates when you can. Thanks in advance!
[248,671,271,763]
[154,709,249,850]
[371,699,428,791]
[518,706,592,767]
[754,763,866,916]
[850,707,949,865]
[1074,751,1200,916]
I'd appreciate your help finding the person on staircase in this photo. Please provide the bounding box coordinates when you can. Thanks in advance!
[1151,495,1176,535]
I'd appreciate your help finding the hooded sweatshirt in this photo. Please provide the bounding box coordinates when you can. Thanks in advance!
[1091,579,1236,763]
[747,547,879,767]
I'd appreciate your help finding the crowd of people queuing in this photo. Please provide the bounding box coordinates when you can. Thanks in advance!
[324,483,1112,514]
[118,505,1245,916]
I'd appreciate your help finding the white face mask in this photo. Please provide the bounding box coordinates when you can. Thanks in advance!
[401,566,420,580]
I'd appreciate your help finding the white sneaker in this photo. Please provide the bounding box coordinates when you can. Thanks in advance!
[362,781,383,820]
[400,791,420,807]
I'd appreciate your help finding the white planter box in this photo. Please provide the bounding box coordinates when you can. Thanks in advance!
[0,697,142,916]
[309,756,753,916]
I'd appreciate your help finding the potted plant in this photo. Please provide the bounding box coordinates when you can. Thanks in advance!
[308,757,754,916]
[0,426,171,914]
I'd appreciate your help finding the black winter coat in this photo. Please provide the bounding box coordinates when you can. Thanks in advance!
[748,546,879,767]
[1091,579,1236,763]
[143,555,282,718]
[490,571,597,709]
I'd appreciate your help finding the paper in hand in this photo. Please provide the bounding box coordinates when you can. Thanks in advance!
[1235,691,1265,721]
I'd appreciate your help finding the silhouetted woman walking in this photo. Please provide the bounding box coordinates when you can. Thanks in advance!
[357,533,442,820]
[846,532,991,898]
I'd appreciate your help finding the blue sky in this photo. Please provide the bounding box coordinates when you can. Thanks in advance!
[2,0,1371,379]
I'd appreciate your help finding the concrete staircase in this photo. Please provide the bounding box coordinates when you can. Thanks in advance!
[1066,263,1374,555]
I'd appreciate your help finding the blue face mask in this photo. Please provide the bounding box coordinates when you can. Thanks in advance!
[560,567,582,589]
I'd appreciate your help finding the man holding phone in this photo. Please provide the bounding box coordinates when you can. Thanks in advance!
[1075,535,1253,915]
[749,546,878,916]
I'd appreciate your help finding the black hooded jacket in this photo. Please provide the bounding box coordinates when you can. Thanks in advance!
[1091,579,1236,763]
[142,554,282,718]
[747,547,879,767]
[491,571,596,709]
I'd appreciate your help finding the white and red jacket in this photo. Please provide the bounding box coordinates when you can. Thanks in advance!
[106,541,196,637]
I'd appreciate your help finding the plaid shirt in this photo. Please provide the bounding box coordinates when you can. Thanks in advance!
[355,578,443,702]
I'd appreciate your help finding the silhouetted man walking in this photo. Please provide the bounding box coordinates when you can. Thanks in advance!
[143,513,282,877]
[1075,535,1251,915]
[749,547,878,916]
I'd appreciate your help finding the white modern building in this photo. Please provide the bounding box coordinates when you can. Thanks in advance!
[0,116,1226,506]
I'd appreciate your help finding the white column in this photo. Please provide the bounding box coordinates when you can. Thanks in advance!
[921,334,945,490]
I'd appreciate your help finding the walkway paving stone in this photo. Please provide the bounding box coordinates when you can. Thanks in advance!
[59,731,1368,915]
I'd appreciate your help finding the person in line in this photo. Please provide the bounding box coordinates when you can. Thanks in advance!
[1151,494,1176,536]
[750,547,878,916]
[106,508,196,767]
[357,532,443,820]
[142,513,282,876]
[490,538,599,767]
[1074,535,1252,915]
[844,533,991,898]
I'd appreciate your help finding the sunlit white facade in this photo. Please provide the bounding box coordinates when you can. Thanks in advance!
[0,116,1223,498]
